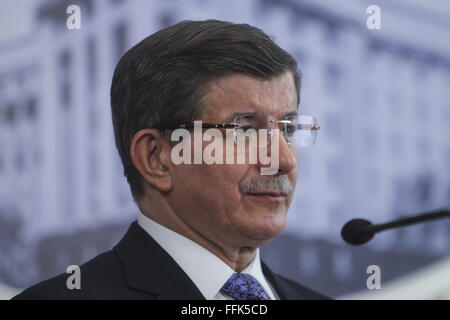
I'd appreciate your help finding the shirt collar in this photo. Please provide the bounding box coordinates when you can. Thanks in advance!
[137,212,272,300]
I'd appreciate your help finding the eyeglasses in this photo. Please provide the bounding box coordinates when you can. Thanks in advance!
[176,113,320,149]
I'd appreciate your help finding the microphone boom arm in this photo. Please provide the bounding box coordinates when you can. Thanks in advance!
[372,209,450,233]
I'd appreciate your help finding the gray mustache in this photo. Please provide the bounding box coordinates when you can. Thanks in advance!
[239,175,293,195]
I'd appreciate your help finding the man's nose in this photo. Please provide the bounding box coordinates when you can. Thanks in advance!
[258,129,297,175]
[276,130,297,175]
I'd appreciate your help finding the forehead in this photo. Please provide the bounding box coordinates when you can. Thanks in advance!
[201,71,298,121]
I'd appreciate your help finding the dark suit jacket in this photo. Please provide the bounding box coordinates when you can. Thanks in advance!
[13,221,328,300]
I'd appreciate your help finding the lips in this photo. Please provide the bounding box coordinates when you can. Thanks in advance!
[246,191,288,203]
[247,191,288,197]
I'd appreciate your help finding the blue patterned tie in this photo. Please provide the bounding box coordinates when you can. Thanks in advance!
[220,273,271,300]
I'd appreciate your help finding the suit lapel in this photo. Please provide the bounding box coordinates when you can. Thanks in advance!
[261,261,304,300]
[114,221,205,300]
[261,261,328,300]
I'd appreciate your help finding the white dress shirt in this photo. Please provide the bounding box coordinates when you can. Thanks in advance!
[138,213,279,300]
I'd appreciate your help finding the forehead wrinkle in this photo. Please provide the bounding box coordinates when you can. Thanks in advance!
[202,71,297,121]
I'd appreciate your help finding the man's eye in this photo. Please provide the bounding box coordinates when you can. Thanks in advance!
[236,126,253,133]
[285,125,296,136]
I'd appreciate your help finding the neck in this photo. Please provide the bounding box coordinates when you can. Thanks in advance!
[138,196,257,272]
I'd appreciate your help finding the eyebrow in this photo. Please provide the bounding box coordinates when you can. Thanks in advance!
[225,111,257,122]
[284,111,299,118]
[225,110,298,122]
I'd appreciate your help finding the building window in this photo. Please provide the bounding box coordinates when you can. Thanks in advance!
[113,22,128,63]
[87,37,97,91]
[362,129,378,156]
[364,169,379,194]
[15,144,25,172]
[414,174,434,207]
[388,92,403,116]
[327,158,344,186]
[390,134,404,158]
[4,103,16,124]
[298,246,319,276]
[360,87,376,114]
[323,21,340,47]
[59,50,72,108]
[415,98,428,122]
[323,113,341,141]
[323,62,342,94]
[442,103,450,128]
[332,249,352,281]
[26,97,37,121]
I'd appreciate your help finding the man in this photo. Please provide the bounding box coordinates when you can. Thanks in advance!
[14,20,327,300]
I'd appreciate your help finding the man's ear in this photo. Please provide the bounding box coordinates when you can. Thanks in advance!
[130,129,173,192]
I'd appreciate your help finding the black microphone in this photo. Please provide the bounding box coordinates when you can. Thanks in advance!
[341,208,450,245]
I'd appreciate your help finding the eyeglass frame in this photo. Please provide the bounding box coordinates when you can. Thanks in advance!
[172,115,320,147]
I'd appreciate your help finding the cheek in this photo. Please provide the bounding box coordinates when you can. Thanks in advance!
[200,165,249,203]
[171,163,250,209]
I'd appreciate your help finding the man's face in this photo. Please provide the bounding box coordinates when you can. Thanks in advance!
[168,71,299,249]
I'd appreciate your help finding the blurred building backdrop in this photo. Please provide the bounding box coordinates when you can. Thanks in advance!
[0,0,449,299]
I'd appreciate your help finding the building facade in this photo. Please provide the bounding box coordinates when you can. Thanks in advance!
[0,0,448,296]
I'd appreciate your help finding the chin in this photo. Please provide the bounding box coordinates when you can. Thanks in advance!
[245,215,287,241]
